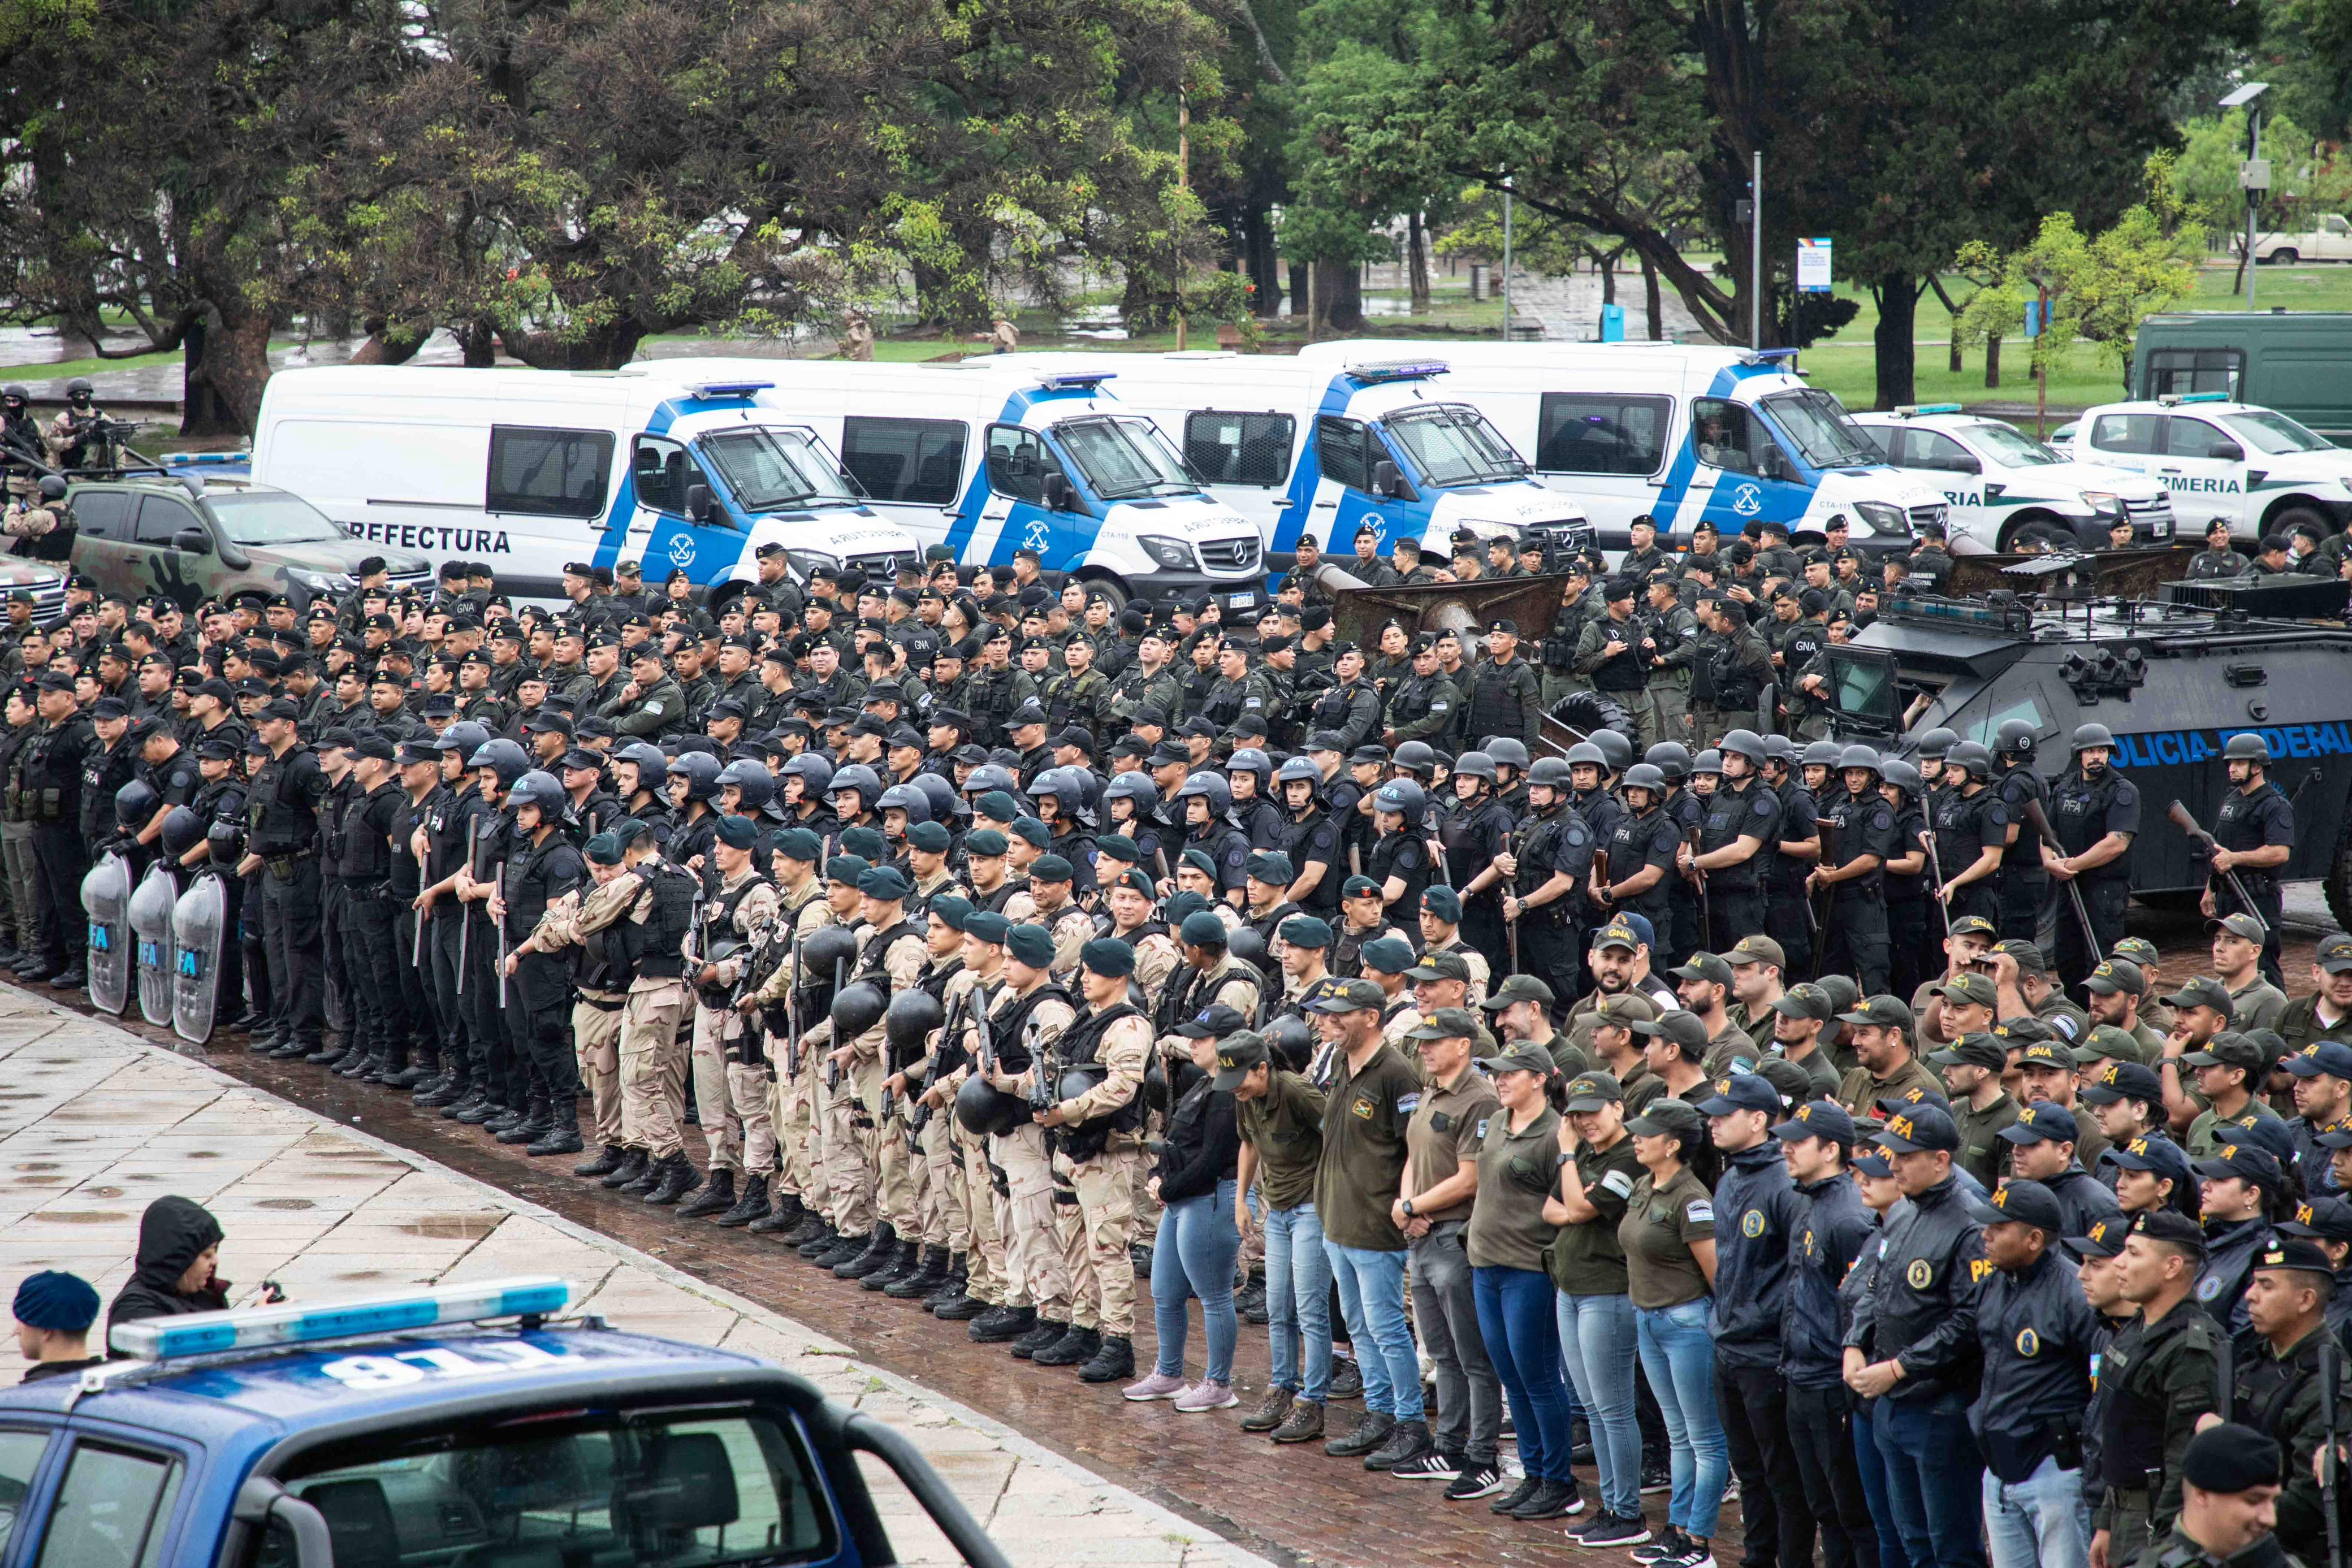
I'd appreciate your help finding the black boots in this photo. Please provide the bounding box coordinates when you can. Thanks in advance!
[678,1169,737,1219]
[968,1303,1034,1342]
[1010,1316,1066,1359]
[862,1237,921,1292]
[575,1144,628,1179]
[1078,1334,1135,1384]
[717,1175,772,1228]
[642,1154,698,1205]
[600,1148,650,1190]
[835,1223,898,1280]
[1031,1323,1099,1367]
[526,1105,583,1158]
[495,1095,553,1145]
[886,1245,951,1300]
[924,1254,971,1313]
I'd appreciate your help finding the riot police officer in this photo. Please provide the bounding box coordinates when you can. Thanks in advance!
[1438,751,1515,978]
[1500,756,1594,1007]
[1811,745,1899,997]
[21,675,94,987]
[2047,723,2141,994]
[243,696,328,1054]
[1683,728,1779,954]
[1992,718,2048,943]
[497,769,588,1155]
[1935,742,2009,930]
[1598,763,1678,946]
[2203,734,2294,991]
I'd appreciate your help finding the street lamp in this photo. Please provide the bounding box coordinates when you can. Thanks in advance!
[2221,81,2271,313]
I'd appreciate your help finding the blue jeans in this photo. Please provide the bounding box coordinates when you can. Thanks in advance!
[1875,1392,1988,1568]
[1265,1203,1332,1401]
[1325,1241,1423,1423]
[1853,1398,1914,1568]
[1983,1455,2088,1568]
[1474,1266,1575,1483]
[1636,1297,1728,1540]
[1559,1290,1641,1519]
[1152,1181,1240,1384]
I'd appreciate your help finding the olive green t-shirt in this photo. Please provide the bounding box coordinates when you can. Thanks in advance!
[1546,1133,1644,1297]
[1238,1069,1326,1212]
[1468,1106,1564,1272]
[1619,1164,1718,1310]
[1316,1042,1425,1251]
[1406,1067,1502,1224]
[1836,1054,1943,1120]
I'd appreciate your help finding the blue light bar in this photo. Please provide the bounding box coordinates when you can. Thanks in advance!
[1037,372,1117,389]
[683,380,773,399]
[1896,403,1962,417]
[108,1276,574,1362]
[1344,358,1448,383]
[2159,392,2228,405]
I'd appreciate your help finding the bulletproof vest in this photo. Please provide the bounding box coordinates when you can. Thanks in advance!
[318,780,355,871]
[976,878,1024,915]
[389,788,439,896]
[1054,1002,1149,1153]
[1769,782,1817,891]
[1514,805,1583,912]
[1701,780,1763,890]
[339,782,403,882]
[1886,804,1929,900]
[627,862,697,980]
[1821,789,1885,900]
[78,737,132,837]
[851,918,923,1000]
[249,746,319,852]
[1161,953,1261,1034]
[1712,634,1766,709]
[500,829,572,938]
[696,872,772,1000]
[1114,920,1168,952]
[577,895,633,995]
[1998,766,2048,867]
[1589,619,1648,692]
[2052,768,2121,861]
[990,980,1072,1072]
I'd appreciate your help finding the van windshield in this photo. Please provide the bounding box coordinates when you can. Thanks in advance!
[1380,405,1528,486]
[204,490,349,545]
[2220,410,2337,455]
[1965,422,2065,466]
[1759,390,1880,470]
[1053,417,1201,499]
[698,427,861,512]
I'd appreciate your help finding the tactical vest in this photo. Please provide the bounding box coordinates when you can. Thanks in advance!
[697,870,772,985]
[1053,1001,1149,1157]
[339,783,403,883]
[1589,622,1648,692]
[990,980,1072,1073]
[628,861,698,980]
[850,918,924,1002]
[500,830,576,939]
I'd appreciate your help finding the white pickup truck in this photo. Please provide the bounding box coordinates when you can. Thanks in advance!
[2248,214,2352,264]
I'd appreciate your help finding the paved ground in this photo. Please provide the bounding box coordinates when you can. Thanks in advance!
[0,988,1269,1568]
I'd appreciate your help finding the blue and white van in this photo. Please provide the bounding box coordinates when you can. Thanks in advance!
[1075,350,1592,568]
[1313,340,1949,558]
[647,355,1269,611]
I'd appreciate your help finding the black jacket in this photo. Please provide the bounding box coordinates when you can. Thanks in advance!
[1785,1172,1875,1387]
[1845,1172,1986,1402]
[1971,1248,2102,1481]
[106,1196,230,1341]
[1711,1141,1806,1367]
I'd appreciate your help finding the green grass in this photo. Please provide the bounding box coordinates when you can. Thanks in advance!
[0,345,183,381]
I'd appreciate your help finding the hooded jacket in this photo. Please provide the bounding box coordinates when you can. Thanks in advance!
[106,1196,229,1340]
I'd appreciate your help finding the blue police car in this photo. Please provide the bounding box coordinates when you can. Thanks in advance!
[0,1277,1009,1568]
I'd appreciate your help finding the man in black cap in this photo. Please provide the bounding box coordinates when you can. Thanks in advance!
[334,734,422,1087]
[2097,1211,2225,1566]
[2140,1423,2290,1568]
[1576,586,1654,748]
[2219,1236,2352,1565]
[240,696,327,1052]
[1462,618,1541,748]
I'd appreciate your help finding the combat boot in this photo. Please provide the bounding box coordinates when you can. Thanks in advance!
[1031,1324,1099,1368]
[835,1223,898,1280]
[933,1283,989,1322]
[716,1175,771,1228]
[449,1091,500,1124]
[599,1148,649,1190]
[1077,1335,1135,1385]
[886,1246,949,1300]
[789,1215,838,1254]
[388,1050,432,1090]
[811,1231,868,1270]
[496,1096,553,1145]
[620,1151,667,1196]
[678,1168,736,1219]
[1238,1266,1269,1326]
[967,1304,1033,1344]
[526,1106,583,1158]
[1009,1316,1065,1359]
[747,1191,803,1235]
[417,1072,469,1110]
[479,1098,525,1133]
[574,1144,628,1180]
[924,1253,970,1311]
[862,1237,919,1292]
[642,1154,698,1205]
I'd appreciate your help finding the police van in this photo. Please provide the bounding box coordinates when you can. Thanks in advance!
[0,1276,1011,1568]
[1062,350,1592,570]
[1311,340,1949,558]
[250,365,924,612]
[1848,405,2175,552]
[2059,392,2352,543]
[642,355,1270,612]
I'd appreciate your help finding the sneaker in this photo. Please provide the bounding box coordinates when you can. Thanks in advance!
[1663,1545,1715,1568]
[1269,1399,1325,1444]
[1632,1527,1694,1562]
[1328,1360,1364,1400]
[1389,1448,1462,1482]
[1576,1514,1655,1548]
[1510,1478,1583,1521]
[1363,1418,1433,1472]
[1173,1379,1239,1413]
[1488,1475,1543,1515]
[1639,1459,1673,1495]
[1443,1464,1504,1501]
[1122,1371,1187,1402]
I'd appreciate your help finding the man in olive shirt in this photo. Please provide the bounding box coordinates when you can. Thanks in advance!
[2182,1030,2285,1156]
[1312,977,1433,1468]
[1229,1032,1334,1443]
[2211,914,2288,1037]
[1396,1006,1505,1487]
[1586,993,1665,1117]
[1834,995,1944,1117]
[1671,951,1761,1076]
[1767,982,1843,1098]
[1927,1032,2019,1188]
[2086,958,2168,1062]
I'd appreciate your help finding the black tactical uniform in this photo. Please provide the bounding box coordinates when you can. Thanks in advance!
[1463,653,1542,749]
[1602,799,1679,945]
[1935,783,2008,930]
[1512,792,1594,1005]
[2050,759,2141,991]
[336,777,416,1081]
[248,741,329,1049]
[2095,1299,2223,1554]
[1818,784,1900,996]
[2233,1318,2352,1565]
[1699,774,1779,954]
[2211,773,2295,990]
[1995,756,2050,944]
[1440,789,1515,979]
[501,821,587,1138]
[1768,773,1821,980]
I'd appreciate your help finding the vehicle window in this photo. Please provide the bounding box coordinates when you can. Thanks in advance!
[202,491,347,545]
[1690,399,1763,475]
[1381,405,1528,486]
[2142,348,2243,401]
[2331,216,2350,235]
[985,425,1060,505]
[1758,389,1879,469]
[2166,419,2242,461]
[1966,422,2065,466]
[1902,431,1978,474]
[2221,410,2338,455]
[1184,411,1294,487]
[1827,649,1899,730]
[133,495,200,548]
[66,491,132,542]
[2089,413,2161,454]
[1967,694,2049,747]
[35,1443,179,1568]
[1054,417,1199,500]
[0,1430,50,1557]
[1534,393,1674,476]
[699,428,860,512]
[253,1407,832,1568]
[1315,416,1373,491]
[1858,426,1899,462]
[632,435,702,516]
[488,426,615,519]
[842,417,967,505]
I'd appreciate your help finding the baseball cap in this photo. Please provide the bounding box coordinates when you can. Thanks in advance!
[1770,1099,1857,1146]
[1210,1032,1270,1091]
[1726,934,1786,969]
[1481,974,1555,1012]
[1670,952,1733,989]
[1407,1006,1482,1043]
[1623,1099,1704,1137]
[1932,973,1998,1010]
[1563,1072,1625,1113]
[1927,1033,2008,1072]
[1839,995,1916,1030]
[2074,1026,2144,1067]
[1996,1102,2079,1146]
[2193,1143,2285,1189]
[1947,914,1996,939]
[1771,984,1834,1022]
[2065,1215,2130,1261]
[1627,1011,1707,1054]
[1406,950,1473,984]
[1965,1179,2064,1233]
[2082,959,2144,997]
[1694,1074,1781,1117]
[2105,1134,2194,1184]
[1475,1043,1558,1078]
[1177,1003,1249,1039]
[1593,916,1648,953]
[2319,934,2352,976]
[2182,1032,2265,1071]
[2286,1041,2352,1081]
[2277,1197,2352,1242]
[2079,1060,2164,1106]
[1592,993,1661,1028]
[1313,978,1388,1014]
[2208,912,2268,944]
[2164,977,2236,1019]
[1874,1104,1960,1153]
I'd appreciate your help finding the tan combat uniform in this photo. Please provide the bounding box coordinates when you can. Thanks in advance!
[1048,1005,1153,1339]
[987,977,1077,1322]
[690,869,781,1179]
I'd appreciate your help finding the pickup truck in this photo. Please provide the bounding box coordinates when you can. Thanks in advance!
[2247,214,2352,264]
[0,1276,1010,1568]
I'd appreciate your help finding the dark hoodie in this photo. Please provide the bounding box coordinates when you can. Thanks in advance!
[106,1196,228,1342]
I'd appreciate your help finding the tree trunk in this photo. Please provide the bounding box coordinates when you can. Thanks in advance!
[1597,249,1616,304]
[1642,252,1663,339]
[183,308,273,437]
[1407,212,1430,311]
[1924,275,1964,372]
[1985,332,2003,389]
[1287,261,1309,319]
[462,319,499,367]
[499,319,644,369]
[348,322,428,366]
[1313,260,1363,331]
[1242,205,1282,317]
[1873,274,1918,410]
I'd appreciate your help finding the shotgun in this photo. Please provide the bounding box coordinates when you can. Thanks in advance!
[2167,799,2270,939]
[2021,797,2102,961]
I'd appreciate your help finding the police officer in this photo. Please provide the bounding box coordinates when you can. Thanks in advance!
[2229,1236,2352,1566]
[242,696,327,1053]
[1439,751,1515,980]
[1599,763,1679,958]
[1988,720,2048,944]
[2191,1142,2285,1349]
[2095,1211,2225,1567]
[1683,728,1778,954]
[2047,723,2141,995]
[1811,745,1899,997]
[1574,581,1654,749]
[1500,756,1594,1008]
[2204,734,2294,992]
[1761,739,1821,981]
[495,770,588,1155]
[335,735,418,1086]
[1935,742,2009,930]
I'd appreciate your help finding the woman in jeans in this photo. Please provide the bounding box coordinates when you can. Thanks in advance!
[1465,1045,1579,1522]
[1124,1024,1243,1413]
[1545,1067,1653,1548]
[1616,1098,1724,1568]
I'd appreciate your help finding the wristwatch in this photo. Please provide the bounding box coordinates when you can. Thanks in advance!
[1401,1198,1417,1218]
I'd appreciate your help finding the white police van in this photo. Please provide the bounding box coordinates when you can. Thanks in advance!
[2059,392,2352,543]
[643,355,1269,611]
[250,365,922,611]
[1073,350,1591,570]
[1320,340,1948,558]
[1848,405,2175,552]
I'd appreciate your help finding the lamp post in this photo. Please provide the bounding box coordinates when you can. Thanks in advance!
[2221,81,2271,313]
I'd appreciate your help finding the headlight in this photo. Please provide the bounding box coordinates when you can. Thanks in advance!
[788,549,839,578]
[293,570,353,595]
[1136,535,1196,571]
[1852,502,1905,536]
[2079,491,2122,516]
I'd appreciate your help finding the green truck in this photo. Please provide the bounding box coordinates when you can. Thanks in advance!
[2132,311,2352,444]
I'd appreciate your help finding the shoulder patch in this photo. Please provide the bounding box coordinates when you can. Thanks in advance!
[1430,700,1450,712]
[1687,1199,1714,1224]
[2196,1275,2224,1301]
[1396,1091,1422,1115]
[1872,808,1893,830]
[1906,1258,1935,1290]
[1600,1168,1635,1199]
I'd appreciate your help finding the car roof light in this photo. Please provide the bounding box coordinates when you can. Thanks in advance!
[2158,392,2229,406]
[1343,358,1449,383]
[107,1277,574,1362]
[682,380,774,399]
[1036,371,1117,390]
[1895,404,1962,417]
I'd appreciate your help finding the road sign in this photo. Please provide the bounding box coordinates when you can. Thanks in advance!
[1796,238,1834,293]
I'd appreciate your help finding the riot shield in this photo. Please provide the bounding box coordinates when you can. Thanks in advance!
[128,861,179,1026]
[170,870,226,1045]
[80,850,132,1015]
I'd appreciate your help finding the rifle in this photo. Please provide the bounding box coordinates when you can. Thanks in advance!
[456,816,478,993]
[1593,846,1612,907]
[1500,829,1520,976]
[974,980,998,1081]
[1684,821,1710,940]
[2167,799,2271,939]
[1425,807,1451,888]
[1919,828,1953,939]
[1153,844,1171,889]
[2324,1339,2344,1568]
[1802,813,1827,937]
[2021,797,2101,961]
[784,925,802,1077]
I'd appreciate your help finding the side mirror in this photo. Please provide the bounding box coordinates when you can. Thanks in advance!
[1042,471,1073,511]
[2211,441,2245,463]
[683,483,724,527]
[1951,454,1982,476]
[171,525,210,555]
[1369,460,1404,499]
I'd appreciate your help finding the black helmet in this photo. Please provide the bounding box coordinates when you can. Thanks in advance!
[1486,738,1532,772]
[114,778,159,830]
[831,763,883,808]
[1590,730,1633,773]
[956,1072,1031,1137]
[1058,1063,1111,1104]
[964,763,1018,796]
[1994,719,2038,761]
[2224,732,2270,763]
[912,772,961,825]
[716,759,775,810]
[1453,750,1498,785]
[509,769,567,815]
[2071,724,2116,752]
[1027,768,1082,817]
[468,737,532,785]
[1176,770,1231,813]
[876,782,932,823]
[159,804,207,859]
[1104,770,1159,809]
[884,988,945,1055]
[1644,742,1692,782]
[1693,748,1724,775]
[1263,1014,1314,1073]
[1763,735,1800,766]
[799,922,861,981]
[1227,748,1272,782]
[1801,739,1844,769]
[829,980,888,1039]
[37,475,63,500]
[1228,925,1269,972]
[1,384,24,405]
[1527,757,1573,789]
[1948,740,1995,781]
[1393,740,1437,777]
[1622,763,1667,794]
[1719,729,1767,765]
[1372,778,1426,817]
[780,752,833,795]
[1914,726,1958,761]
[1564,740,1606,769]
[1880,759,1923,794]
[66,377,93,403]
[1276,755,1321,786]
[670,750,722,802]
[440,720,491,760]
[1838,744,1882,774]
[615,740,669,787]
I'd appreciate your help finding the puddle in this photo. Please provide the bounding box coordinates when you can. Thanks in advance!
[254,1198,315,1211]
[397,1215,502,1241]
[81,1186,122,1198]
[14,1161,57,1171]
[32,1210,127,1223]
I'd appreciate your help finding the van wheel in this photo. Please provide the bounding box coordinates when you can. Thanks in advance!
[2268,504,2331,543]
[1076,576,1128,615]
[1996,513,2066,552]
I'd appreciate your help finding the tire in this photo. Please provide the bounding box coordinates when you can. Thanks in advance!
[2269,249,2299,266]
[1076,574,1129,615]
[1996,513,2068,553]
[2268,503,2332,544]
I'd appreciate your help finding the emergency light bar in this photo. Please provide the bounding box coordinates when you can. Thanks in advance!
[683,380,774,399]
[1737,349,1801,366]
[1036,372,1117,390]
[1895,404,1962,417]
[2158,392,2229,406]
[1344,358,1449,383]
[107,1276,575,1362]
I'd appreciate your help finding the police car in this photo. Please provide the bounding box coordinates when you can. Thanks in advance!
[2058,392,2352,545]
[1850,405,2174,552]
[0,1277,1010,1568]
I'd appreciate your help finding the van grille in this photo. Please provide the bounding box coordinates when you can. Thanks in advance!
[1200,536,1261,574]
[1907,504,1948,533]
[847,551,912,582]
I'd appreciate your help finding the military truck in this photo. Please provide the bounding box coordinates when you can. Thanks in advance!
[1819,569,2352,923]
[0,1275,1011,1568]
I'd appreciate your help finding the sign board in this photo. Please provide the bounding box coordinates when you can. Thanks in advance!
[1796,237,1834,293]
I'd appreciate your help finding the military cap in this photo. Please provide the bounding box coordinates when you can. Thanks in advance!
[1927,1033,2008,1072]
[1670,952,1733,989]
[350,733,398,763]
[1421,885,1463,923]
[2064,1214,2131,1261]
[2107,1133,2195,1185]
[2079,1060,2165,1106]
[857,864,912,900]
[1081,938,1136,978]
[1211,1032,1271,1090]
[2081,958,2145,998]
[1179,911,1230,947]
[1725,934,1785,968]
[1093,834,1140,864]
[559,747,603,773]
[712,816,760,850]
[905,820,952,854]
[1405,949,1472,984]
[1933,972,1998,1010]
[1769,983,1834,1023]
[824,854,870,885]
[2183,1031,2264,1070]
[1022,853,1069,884]
[929,895,974,932]
[2207,912,2268,945]
[1315,978,1389,1013]
[1627,1011,1708,1054]
[2164,977,2236,1019]
[1007,700,1048,728]
[1839,995,1916,1030]
[1359,935,1417,974]
[2181,1424,2284,1495]
[2073,1025,2143,1067]
[1592,992,1661,1028]
[1006,816,1051,849]
[583,832,623,866]
[1005,924,1056,968]
[1247,850,1296,883]
[1481,974,1555,1012]
[1623,1098,1705,1137]
[260,696,299,721]
[1408,1006,1482,1043]
[1476,1043,1556,1078]
[963,828,1008,858]
[1947,914,1996,939]
[1564,1071,1626,1112]
[963,911,1011,945]
[1591,916,1648,953]
[195,734,242,760]
[1694,1073,1781,1117]
[1874,1103,1960,1153]
[1281,915,1333,949]
[772,827,822,863]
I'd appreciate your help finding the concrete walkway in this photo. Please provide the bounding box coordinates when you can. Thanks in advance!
[0,987,1265,1568]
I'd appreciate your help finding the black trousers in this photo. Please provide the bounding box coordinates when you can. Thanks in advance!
[1718,1358,1817,1568]
[343,889,412,1065]
[1767,886,1815,978]
[1709,886,1767,957]
[1520,915,1583,1013]
[1887,899,1931,1008]
[462,908,518,1102]
[1461,894,1511,982]
[239,869,271,1020]
[1821,898,1891,998]
[1997,867,2047,945]
[429,912,473,1075]
[506,950,577,1102]
[260,856,325,1045]
[392,904,439,1057]
[30,822,88,964]
[2052,877,2129,998]
[1787,1379,1880,1568]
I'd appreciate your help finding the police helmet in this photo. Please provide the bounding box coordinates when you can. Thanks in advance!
[66,378,93,403]
[669,750,723,802]
[1915,726,1958,761]
[716,759,776,811]
[1227,748,1272,781]
[468,737,532,786]
[1,385,24,405]
[884,988,945,1055]
[1622,763,1667,794]
[1276,756,1321,785]
[1719,729,1768,765]
[1453,750,1499,785]
[1393,740,1438,777]
[912,773,962,825]
[1948,740,1996,781]
[1058,1063,1111,1104]
[956,1072,1030,1138]
[780,752,834,796]
[829,763,883,807]
[440,720,491,759]
[1104,770,1160,809]
[1227,925,1270,972]
[1644,742,1692,782]
[1994,718,2039,760]
[1801,739,1845,769]
[1175,770,1231,813]
[1880,759,1923,795]
[1564,741,1607,770]
[2224,733,2271,763]
[1373,778,1427,817]
[964,763,1018,797]
[1693,748,1725,776]
[1763,734,1800,765]
[1589,730,1634,773]
[1487,738,1532,772]
[508,770,567,815]
[1263,1014,1315,1074]
[1027,767,1084,817]
[611,741,668,788]
[38,476,63,501]
[829,980,888,1040]
[1527,757,1574,790]
[113,779,159,830]
[1838,744,1883,775]
[2071,723,2117,753]
[158,804,206,860]
[876,782,932,823]
[799,922,860,978]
